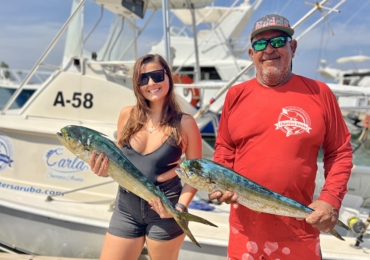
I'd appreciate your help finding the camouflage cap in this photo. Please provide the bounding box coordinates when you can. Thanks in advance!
[250,14,294,39]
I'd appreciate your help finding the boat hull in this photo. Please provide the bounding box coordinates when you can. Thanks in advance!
[0,204,106,258]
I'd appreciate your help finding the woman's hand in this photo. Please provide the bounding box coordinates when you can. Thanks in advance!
[209,190,239,209]
[148,197,173,218]
[90,151,109,177]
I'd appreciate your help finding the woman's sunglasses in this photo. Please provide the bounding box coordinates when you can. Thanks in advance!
[139,69,167,87]
[251,36,291,51]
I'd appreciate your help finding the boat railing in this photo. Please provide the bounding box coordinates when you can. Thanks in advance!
[0,68,53,87]
[0,0,86,115]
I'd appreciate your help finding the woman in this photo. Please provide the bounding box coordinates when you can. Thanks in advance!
[90,54,202,260]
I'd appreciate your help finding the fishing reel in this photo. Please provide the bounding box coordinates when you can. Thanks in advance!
[348,214,370,248]
[347,216,366,234]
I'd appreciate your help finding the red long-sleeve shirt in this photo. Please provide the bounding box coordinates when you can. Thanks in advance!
[214,75,352,242]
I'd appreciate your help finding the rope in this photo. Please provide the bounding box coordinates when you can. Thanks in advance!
[45,180,115,202]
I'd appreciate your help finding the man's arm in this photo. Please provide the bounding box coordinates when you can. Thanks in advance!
[306,82,353,232]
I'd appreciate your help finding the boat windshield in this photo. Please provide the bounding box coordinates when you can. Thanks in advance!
[0,88,36,110]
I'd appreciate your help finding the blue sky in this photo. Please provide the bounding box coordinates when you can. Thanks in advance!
[1,0,370,83]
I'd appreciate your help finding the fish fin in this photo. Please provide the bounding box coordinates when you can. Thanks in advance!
[173,212,218,248]
[336,219,350,231]
[329,228,345,241]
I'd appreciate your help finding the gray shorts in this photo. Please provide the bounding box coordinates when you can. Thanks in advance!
[107,176,184,241]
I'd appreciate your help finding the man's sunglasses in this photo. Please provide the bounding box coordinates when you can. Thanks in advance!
[139,69,167,87]
[251,36,291,51]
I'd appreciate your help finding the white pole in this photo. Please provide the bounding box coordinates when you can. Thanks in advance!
[186,0,201,83]
[162,0,171,66]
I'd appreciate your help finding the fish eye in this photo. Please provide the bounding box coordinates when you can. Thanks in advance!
[188,171,195,176]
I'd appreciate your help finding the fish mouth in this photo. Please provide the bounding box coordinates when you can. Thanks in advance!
[56,132,65,141]
[175,168,187,178]
[56,131,68,146]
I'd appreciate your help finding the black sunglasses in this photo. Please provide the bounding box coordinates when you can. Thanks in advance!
[139,69,167,87]
[252,36,291,51]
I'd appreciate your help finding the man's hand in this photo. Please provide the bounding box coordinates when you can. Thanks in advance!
[208,191,239,209]
[305,200,338,232]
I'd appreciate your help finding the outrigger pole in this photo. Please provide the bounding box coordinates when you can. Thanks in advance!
[193,0,344,119]
[162,0,171,67]
[1,0,87,115]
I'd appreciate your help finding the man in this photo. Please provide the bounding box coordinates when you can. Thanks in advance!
[210,14,353,259]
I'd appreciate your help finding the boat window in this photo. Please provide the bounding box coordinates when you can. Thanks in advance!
[0,88,36,110]
[121,0,146,19]
[173,67,221,80]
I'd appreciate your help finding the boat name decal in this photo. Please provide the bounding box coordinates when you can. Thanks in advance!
[45,148,89,182]
[0,134,14,171]
[0,180,64,196]
[274,107,312,137]
[53,91,94,109]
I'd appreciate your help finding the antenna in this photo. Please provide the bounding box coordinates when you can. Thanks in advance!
[304,1,340,35]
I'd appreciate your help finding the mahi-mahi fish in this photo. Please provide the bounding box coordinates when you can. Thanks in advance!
[56,125,217,247]
[175,158,350,241]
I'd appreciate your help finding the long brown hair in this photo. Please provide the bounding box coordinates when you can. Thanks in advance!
[119,54,183,148]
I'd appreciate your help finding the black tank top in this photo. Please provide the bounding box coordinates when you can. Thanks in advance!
[121,116,182,184]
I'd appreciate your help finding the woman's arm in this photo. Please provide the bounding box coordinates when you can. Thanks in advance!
[176,114,202,210]
[150,114,202,216]
[89,106,133,177]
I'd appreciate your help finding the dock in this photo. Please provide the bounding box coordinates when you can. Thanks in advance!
[0,253,150,260]
[0,254,97,260]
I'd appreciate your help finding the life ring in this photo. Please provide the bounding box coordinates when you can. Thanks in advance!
[173,74,200,108]
[189,87,200,107]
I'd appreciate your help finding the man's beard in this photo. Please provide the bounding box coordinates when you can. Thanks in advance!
[258,65,291,87]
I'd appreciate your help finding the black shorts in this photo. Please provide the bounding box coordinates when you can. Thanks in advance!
[107,176,184,241]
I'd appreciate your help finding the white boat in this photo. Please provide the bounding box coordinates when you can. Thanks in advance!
[318,55,370,134]
[318,55,370,89]
[0,0,216,257]
[1,0,369,259]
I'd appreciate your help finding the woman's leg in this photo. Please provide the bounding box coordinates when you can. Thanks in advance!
[100,232,145,260]
[145,233,186,260]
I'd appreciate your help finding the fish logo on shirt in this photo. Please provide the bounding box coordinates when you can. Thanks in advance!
[274,107,312,137]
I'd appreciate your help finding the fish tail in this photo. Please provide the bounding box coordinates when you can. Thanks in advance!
[173,212,218,248]
[329,228,345,241]
[336,219,350,231]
